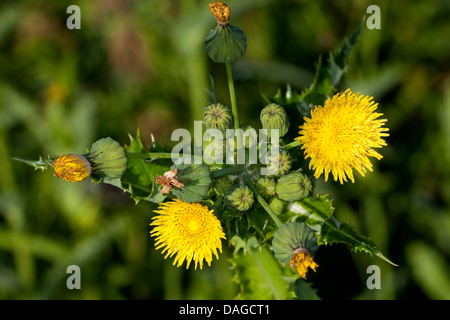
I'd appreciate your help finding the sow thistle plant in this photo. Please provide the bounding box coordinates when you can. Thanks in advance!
[16,2,396,299]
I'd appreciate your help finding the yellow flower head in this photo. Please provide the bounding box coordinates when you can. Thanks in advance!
[289,248,319,279]
[209,1,231,26]
[150,200,226,270]
[52,154,92,182]
[296,89,389,184]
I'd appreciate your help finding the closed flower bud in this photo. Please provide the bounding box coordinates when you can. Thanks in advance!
[226,185,254,211]
[260,103,290,138]
[52,154,92,182]
[243,126,258,149]
[203,103,233,132]
[86,137,128,180]
[213,176,233,197]
[276,171,312,202]
[269,196,285,215]
[266,149,292,176]
[272,222,319,279]
[256,177,276,199]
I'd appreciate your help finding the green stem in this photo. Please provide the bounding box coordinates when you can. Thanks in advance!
[126,152,206,164]
[282,140,302,150]
[242,175,282,227]
[225,63,242,151]
[210,165,244,179]
[126,152,177,160]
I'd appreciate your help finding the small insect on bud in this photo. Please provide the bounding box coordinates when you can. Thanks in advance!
[226,185,254,212]
[52,154,92,183]
[276,171,312,202]
[203,103,233,132]
[260,103,290,138]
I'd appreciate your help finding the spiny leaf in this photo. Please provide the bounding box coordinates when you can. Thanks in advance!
[229,236,297,300]
[285,194,397,266]
[328,20,363,86]
[320,220,398,266]
[116,130,172,204]
[266,22,363,140]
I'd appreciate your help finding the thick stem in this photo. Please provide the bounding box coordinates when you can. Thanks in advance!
[242,175,282,227]
[210,165,244,179]
[126,152,207,164]
[225,63,243,151]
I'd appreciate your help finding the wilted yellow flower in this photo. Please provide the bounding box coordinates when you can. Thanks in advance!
[52,154,92,182]
[289,248,319,279]
[150,200,225,270]
[51,137,127,183]
[296,89,389,184]
[209,1,231,26]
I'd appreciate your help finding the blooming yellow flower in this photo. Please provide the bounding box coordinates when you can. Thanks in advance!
[289,248,319,279]
[52,154,92,182]
[150,200,226,269]
[296,89,389,184]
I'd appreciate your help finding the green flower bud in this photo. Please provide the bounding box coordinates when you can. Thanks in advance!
[276,172,312,202]
[269,196,285,215]
[226,185,254,211]
[260,103,290,138]
[170,163,212,203]
[86,137,127,180]
[256,177,276,199]
[266,150,292,176]
[203,103,233,132]
[243,126,258,149]
[213,176,233,197]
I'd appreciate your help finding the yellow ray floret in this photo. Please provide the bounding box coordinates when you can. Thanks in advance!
[150,200,226,270]
[289,248,319,279]
[296,89,389,184]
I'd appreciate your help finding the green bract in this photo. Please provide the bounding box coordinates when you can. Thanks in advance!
[86,137,127,181]
[266,149,293,176]
[226,185,254,212]
[260,103,290,138]
[204,24,247,64]
[170,163,212,203]
[276,172,312,202]
[203,103,233,132]
[256,177,276,199]
[272,222,318,266]
[213,176,233,197]
[269,196,285,215]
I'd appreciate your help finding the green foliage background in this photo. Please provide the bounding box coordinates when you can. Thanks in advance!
[0,0,449,299]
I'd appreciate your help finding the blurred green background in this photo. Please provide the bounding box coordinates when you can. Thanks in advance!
[0,0,449,300]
